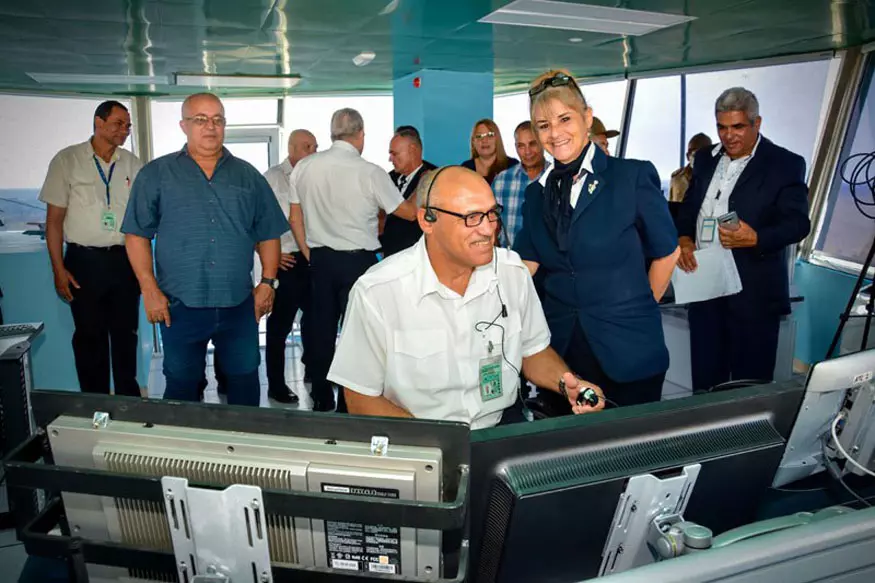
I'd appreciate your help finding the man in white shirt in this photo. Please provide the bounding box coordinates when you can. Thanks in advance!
[329,166,604,428]
[380,125,436,256]
[289,108,418,412]
[262,129,318,404]
[38,100,144,396]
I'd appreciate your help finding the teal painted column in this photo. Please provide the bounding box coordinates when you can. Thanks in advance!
[0,234,152,392]
[394,70,494,167]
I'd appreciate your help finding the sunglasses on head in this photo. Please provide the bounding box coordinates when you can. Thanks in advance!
[528,73,581,98]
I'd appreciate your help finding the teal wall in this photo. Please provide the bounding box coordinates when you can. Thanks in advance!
[793,259,869,364]
[0,240,152,391]
[393,70,494,167]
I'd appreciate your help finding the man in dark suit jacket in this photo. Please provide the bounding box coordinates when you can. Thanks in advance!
[677,87,810,393]
[380,126,437,256]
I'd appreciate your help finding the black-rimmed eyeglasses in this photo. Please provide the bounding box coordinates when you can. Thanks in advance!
[528,72,578,98]
[429,205,503,227]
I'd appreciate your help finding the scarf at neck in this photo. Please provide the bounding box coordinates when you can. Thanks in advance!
[542,143,590,251]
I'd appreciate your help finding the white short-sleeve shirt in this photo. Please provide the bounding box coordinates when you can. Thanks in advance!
[288,140,403,251]
[328,237,552,429]
[38,140,143,247]
[263,157,298,253]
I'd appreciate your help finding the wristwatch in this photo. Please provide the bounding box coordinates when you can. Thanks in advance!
[259,277,279,290]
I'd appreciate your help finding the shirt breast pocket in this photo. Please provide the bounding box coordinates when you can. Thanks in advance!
[222,184,256,229]
[69,169,101,209]
[389,330,450,391]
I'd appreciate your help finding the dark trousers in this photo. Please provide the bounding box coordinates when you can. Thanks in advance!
[688,296,781,393]
[160,295,260,406]
[266,252,311,391]
[64,244,140,396]
[309,247,378,411]
[562,321,665,407]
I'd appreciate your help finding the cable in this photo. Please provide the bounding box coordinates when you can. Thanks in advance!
[822,430,873,508]
[839,152,875,220]
[830,414,875,479]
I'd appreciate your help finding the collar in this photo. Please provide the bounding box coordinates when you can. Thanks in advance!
[86,138,120,163]
[538,142,597,187]
[175,144,232,161]
[712,134,762,160]
[280,157,294,174]
[405,163,424,180]
[414,237,499,304]
[331,140,361,156]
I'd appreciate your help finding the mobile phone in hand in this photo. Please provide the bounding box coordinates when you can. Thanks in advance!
[717,211,739,228]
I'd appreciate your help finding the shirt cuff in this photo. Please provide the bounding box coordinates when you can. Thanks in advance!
[327,373,383,397]
[521,338,551,359]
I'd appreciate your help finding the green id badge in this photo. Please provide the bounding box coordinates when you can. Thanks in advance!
[479,355,503,402]
[101,211,117,232]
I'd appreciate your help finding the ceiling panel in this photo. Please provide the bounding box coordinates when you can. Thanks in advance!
[0,0,873,97]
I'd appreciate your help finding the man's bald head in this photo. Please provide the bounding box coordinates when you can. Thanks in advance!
[416,166,498,270]
[288,129,317,165]
[416,166,490,210]
[181,92,223,119]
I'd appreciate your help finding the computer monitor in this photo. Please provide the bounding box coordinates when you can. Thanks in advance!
[773,348,875,488]
[595,506,875,583]
[468,380,805,583]
[48,413,444,583]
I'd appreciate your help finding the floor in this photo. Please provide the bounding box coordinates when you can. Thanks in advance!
[2,333,692,583]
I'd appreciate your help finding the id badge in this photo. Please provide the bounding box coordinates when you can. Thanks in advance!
[700,218,716,243]
[101,211,117,232]
[479,354,503,402]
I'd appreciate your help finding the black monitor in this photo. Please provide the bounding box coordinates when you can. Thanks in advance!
[468,380,806,583]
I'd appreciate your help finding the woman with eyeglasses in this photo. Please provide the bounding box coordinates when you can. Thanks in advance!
[461,119,518,185]
[514,70,681,407]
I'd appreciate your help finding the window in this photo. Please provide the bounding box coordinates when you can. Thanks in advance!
[494,80,629,162]
[0,95,131,232]
[815,58,875,266]
[282,95,394,171]
[625,76,682,195]
[685,59,833,175]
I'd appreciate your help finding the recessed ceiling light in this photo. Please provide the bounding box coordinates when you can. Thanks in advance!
[27,73,169,85]
[569,37,583,43]
[353,51,377,67]
[479,0,696,36]
[174,73,301,89]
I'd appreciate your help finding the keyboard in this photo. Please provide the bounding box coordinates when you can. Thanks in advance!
[0,324,39,338]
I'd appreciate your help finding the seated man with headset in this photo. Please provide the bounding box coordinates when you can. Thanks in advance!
[327,166,605,428]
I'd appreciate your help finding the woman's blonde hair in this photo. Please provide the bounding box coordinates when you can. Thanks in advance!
[529,69,589,124]
[469,118,513,183]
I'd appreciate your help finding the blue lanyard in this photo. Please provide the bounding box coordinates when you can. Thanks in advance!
[93,155,116,206]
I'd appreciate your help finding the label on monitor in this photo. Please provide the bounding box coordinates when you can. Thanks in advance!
[322,483,402,575]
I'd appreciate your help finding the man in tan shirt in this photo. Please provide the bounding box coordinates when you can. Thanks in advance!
[669,133,713,203]
[38,100,143,396]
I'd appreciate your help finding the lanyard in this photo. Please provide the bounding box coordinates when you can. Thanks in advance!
[93,155,116,206]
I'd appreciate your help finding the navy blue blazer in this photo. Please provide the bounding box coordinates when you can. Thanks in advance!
[514,146,678,383]
[676,137,810,315]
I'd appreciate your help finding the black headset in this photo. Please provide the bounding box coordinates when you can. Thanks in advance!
[423,165,453,223]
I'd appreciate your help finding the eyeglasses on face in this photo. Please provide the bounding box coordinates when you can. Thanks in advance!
[428,205,503,227]
[184,115,227,127]
[474,131,496,140]
[529,72,582,99]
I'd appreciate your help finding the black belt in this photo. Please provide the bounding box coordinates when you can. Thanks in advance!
[314,247,374,255]
[68,243,125,252]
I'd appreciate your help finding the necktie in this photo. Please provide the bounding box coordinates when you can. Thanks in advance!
[397,175,408,192]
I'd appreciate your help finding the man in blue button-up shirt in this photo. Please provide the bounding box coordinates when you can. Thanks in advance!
[122,93,290,406]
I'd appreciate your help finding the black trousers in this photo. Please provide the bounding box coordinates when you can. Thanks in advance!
[309,247,377,411]
[266,252,312,391]
[64,243,141,396]
[688,296,781,393]
[563,321,665,407]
